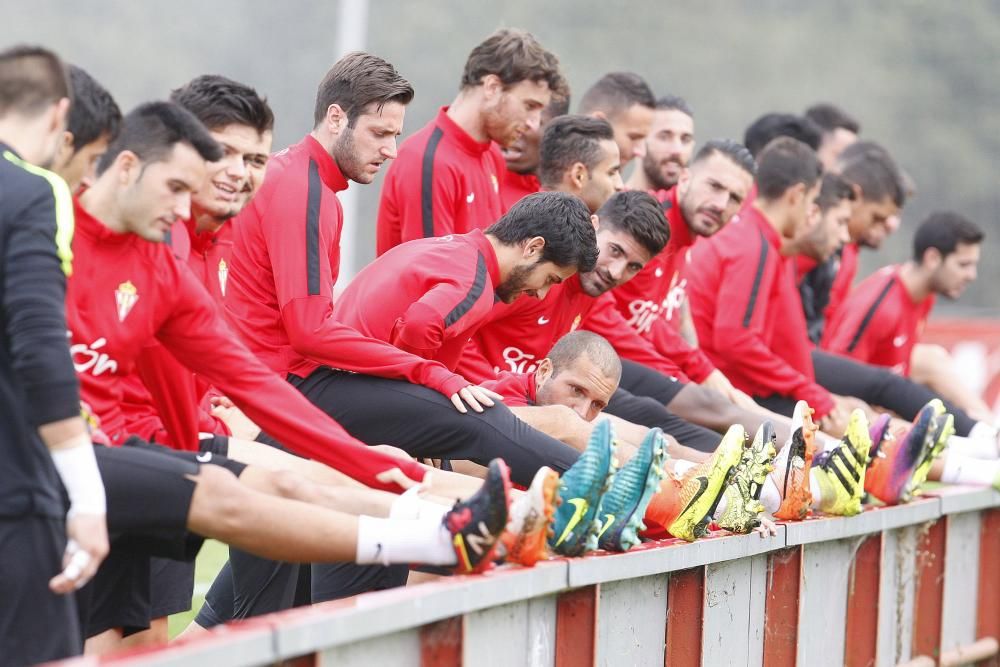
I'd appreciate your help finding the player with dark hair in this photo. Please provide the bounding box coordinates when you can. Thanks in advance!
[377,29,564,253]
[743,112,823,158]
[804,102,860,170]
[627,94,695,192]
[537,114,624,212]
[579,71,656,168]
[825,212,983,376]
[50,65,122,191]
[0,43,108,665]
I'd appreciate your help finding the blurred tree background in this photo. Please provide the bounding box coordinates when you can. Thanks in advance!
[5,0,998,314]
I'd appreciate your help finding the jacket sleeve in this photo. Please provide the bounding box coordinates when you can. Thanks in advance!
[157,263,427,492]
[456,337,499,384]
[3,173,81,426]
[136,343,203,451]
[645,316,716,383]
[710,238,834,417]
[264,181,469,398]
[582,294,691,383]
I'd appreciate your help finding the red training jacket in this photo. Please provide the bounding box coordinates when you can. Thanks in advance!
[67,197,424,491]
[684,207,835,417]
[226,135,467,398]
[609,187,715,382]
[822,265,933,376]
[481,370,536,407]
[333,230,502,372]
[376,107,506,255]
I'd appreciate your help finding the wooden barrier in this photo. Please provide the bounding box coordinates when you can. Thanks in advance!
[59,485,999,667]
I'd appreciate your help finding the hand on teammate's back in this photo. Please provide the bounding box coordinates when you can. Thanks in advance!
[449,385,505,414]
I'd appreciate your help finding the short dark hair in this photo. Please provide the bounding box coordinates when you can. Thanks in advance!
[171,74,274,135]
[487,191,598,272]
[815,173,856,213]
[837,140,905,207]
[595,190,670,257]
[656,94,693,118]
[538,115,615,188]
[743,113,822,158]
[0,44,70,117]
[66,66,121,152]
[314,52,414,127]
[690,138,756,177]
[755,137,822,201]
[96,101,222,175]
[912,212,984,263]
[548,331,622,383]
[460,28,564,94]
[805,103,860,134]
[578,72,655,118]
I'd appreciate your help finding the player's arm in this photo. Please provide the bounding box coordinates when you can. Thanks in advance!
[3,172,106,591]
[711,247,834,417]
[403,158,464,243]
[157,266,427,493]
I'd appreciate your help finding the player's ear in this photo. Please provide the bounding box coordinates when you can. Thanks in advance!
[325,104,349,135]
[522,236,546,259]
[535,358,553,389]
[569,161,587,189]
[116,150,140,185]
[923,246,943,270]
[481,74,503,100]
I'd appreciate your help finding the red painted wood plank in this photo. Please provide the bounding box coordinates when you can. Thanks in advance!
[555,585,598,667]
[420,615,463,667]
[977,509,1000,667]
[763,547,802,667]
[912,518,947,662]
[664,567,704,667]
[845,533,882,667]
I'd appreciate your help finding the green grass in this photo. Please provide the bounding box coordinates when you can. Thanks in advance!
[168,539,229,638]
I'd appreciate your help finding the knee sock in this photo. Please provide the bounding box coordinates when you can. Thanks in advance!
[940,454,1000,488]
[355,516,456,567]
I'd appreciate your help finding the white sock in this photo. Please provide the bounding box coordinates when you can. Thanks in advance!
[761,478,782,514]
[948,435,999,460]
[809,471,824,510]
[713,493,728,519]
[940,454,1000,487]
[389,486,450,522]
[673,460,697,475]
[355,515,456,567]
[970,421,998,442]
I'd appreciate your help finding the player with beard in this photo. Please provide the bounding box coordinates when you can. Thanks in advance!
[579,71,656,170]
[499,90,569,210]
[377,29,564,254]
[611,140,760,409]
[626,94,695,193]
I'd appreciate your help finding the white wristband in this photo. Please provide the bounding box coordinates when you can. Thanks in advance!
[51,435,107,517]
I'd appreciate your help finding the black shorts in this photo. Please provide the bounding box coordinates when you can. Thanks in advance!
[76,538,151,639]
[149,557,196,619]
[606,388,721,453]
[0,515,81,664]
[285,367,580,487]
[618,358,686,405]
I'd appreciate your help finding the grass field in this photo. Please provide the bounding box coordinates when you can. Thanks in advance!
[167,539,228,638]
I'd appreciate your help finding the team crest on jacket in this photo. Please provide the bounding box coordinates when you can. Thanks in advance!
[218,258,229,296]
[115,280,139,322]
[490,174,499,193]
[570,314,582,332]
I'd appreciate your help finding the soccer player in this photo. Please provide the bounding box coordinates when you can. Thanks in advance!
[685,137,852,430]
[578,71,656,169]
[50,65,121,193]
[626,94,695,192]
[0,44,108,666]
[499,90,570,209]
[107,74,275,647]
[825,212,983,378]
[804,102,860,171]
[376,29,563,253]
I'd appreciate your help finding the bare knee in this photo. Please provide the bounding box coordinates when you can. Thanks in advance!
[188,464,252,534]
